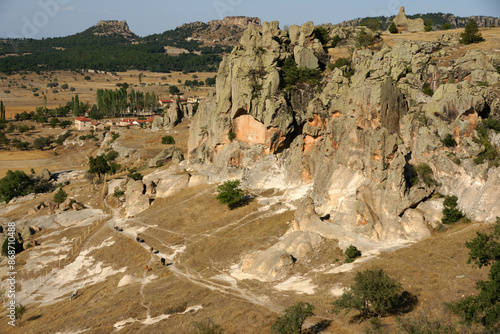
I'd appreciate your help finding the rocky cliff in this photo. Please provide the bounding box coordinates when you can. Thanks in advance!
[94,20,136,40]
[188,21,500,246]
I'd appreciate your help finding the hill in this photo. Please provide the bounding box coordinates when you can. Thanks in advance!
[0,16,260,74]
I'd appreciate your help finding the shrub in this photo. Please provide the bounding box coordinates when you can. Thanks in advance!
[127,168,143,181]
[110,131,120,143]
[113,188,125,197]
[388,22,398,34]
[412,163,437,188]
[441,195,465,224]
[53,188,68,204]
[271,302,314,334]
[356,30,375,48]
[332,268,416,317]
[441,23,452,30]
[228,131,236,141]
[313,26,329,44]
[216,180,244,210]
[328,57,355,77]
[281,57,322,90]
[422,82,433,96]
[2,236,23,257]
[442,134,457,148]
[192,319,224,334]
[460,20,484,45]
[169,85,180,95]
[345,245,361,263]
[162,135,175,145]
[331,35,341,48]
[84,76,91,81]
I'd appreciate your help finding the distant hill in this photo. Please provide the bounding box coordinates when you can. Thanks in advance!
[0,16,260,74]
[335,12,499,30]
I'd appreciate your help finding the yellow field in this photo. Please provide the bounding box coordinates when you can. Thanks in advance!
[0,70,217,119]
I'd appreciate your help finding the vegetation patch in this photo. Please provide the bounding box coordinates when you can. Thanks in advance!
[280,57,322,90]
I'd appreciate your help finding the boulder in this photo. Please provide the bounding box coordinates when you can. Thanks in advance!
[294,46,319,69]
[37,168,52,181]
[59,198,72,211]
[125,180,150,217]
[21,226,34,241]
[72,202,84,211]
[149,146,184,167]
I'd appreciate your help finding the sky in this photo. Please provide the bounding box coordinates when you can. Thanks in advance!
[0,0,499,39]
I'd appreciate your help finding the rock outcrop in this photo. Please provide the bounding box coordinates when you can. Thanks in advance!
[391,6,425,33]
[188,19,500,245]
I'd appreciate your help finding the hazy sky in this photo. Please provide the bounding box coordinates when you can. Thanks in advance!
[0,0,499,39]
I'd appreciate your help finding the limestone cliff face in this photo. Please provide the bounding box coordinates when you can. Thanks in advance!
[188,21,500,242]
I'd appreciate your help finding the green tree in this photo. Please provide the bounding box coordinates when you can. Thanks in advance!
[216,180,244,209]
[53,188,68,204]
[441,195,465,224]
[388,22,399,34]
[50,117,60,128]
[2,236,23,257]
[361,19,382,31]
[33,136,52,150]
[88,155,111,178]
[449,217,500,329]
[424,19,433,32]
[441,23,452,30]
[271,302,314,334]
[0,170,35,203]
[0,100,5,120]
[460,20,484,45]
[313,26,329,44]
[169,85,180,95]
[332,268,413,318]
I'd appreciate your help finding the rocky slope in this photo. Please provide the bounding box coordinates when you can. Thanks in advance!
[93,20,137,40]
[186,21,500,257]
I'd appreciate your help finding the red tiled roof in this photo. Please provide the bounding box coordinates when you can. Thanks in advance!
[75,116,91,122]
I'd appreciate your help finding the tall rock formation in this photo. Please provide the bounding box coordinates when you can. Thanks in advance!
[391,6,425,33]
[188,21,500,245]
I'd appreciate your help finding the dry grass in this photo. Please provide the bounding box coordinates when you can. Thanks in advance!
[0,69,216,119]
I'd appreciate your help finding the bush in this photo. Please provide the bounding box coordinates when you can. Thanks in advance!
[228,131,236,141]
[442,134,457,148]
[328,57,354,77]
[53,188,68,204]
[169,85,180,95]
[192,319,224,334]
[281,57,322,90]
[271,302,314,334]
[113,188,125,198]
[313,26,329,44]
[388,22,398,34]
[331,35,341,48]
[332,268,417,318]
[356,30,375,48]
[441,195,465,224]
[460,20,484,45]
[345,245,361,263]
[415,163,437,188]
[422,82,433,96]
[441,23,452,30]
[216,180,244,210]
[2,236,23,257]
[162,135,175,144]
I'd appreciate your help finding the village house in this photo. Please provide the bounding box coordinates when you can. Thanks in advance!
[74,116,92,130]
